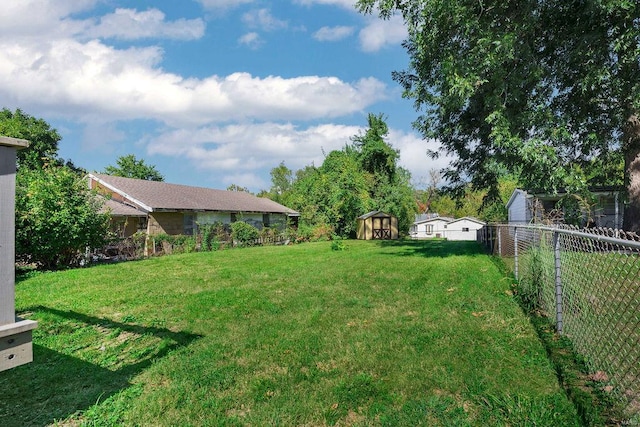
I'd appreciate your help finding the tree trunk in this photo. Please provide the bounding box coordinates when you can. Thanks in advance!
[623,114,640,232]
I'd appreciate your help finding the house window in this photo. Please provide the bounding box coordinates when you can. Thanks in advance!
[462,227,470,232]
[425,224,433,234]
[184,214,195,235]
[137,217,148,231]
[230,213,237,223]
[263,213,270,228]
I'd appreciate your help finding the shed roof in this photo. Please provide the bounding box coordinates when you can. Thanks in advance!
[89,173,299,216]
[357,210,395,220]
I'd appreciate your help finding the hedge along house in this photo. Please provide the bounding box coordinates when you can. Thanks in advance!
[356,211,399,240]
[88,174,300,237]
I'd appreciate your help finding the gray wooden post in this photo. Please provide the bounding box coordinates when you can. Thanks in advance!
[0,136,37,371]
[553,230,564,334]
[514,226,519,281]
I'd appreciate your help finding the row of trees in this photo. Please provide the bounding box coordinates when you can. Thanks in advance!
[258,113,416,237]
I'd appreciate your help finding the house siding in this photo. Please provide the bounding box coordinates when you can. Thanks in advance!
[111,216,142,237]
[445,219,485,241]
[411,217,484,241]
[507,190,531,224]
[411,219,450,239]
[148,212,185,235]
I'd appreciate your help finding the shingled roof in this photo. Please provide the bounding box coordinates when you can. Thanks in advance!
[89,173,299,216]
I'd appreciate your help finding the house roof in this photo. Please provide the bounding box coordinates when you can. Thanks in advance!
[448,216,486,226]
[413,217,455,225]
[102,198,147,217]
[89,173,299,216]
[506,189,530,209]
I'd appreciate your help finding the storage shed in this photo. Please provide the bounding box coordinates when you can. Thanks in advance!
[356,211,399,240]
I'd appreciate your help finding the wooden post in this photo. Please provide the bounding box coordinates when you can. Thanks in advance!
[0,136,37,371]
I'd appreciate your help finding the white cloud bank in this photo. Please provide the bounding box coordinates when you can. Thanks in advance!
[145,122,447,191]
[0,0,431,191]
[0,1,387,126]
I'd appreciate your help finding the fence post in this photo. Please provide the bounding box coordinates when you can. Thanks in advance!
[514,226,518,281]
[497,226,502,256]
[489,226,493,253]
[553,230,564,334]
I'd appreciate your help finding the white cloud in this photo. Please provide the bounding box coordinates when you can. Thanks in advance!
[0,32,386,125]
[0,0,96,39]
[147,122,358,175]
[84,8,205,40]
[238,32,263,49]
[196,0,255,9]
[389,129,453,185]
[313,25,354,42]
[0,2,205,42]
[145,122,452,191]
[294,0,357,11]
[242,8,288,31]
[359,15,406,52]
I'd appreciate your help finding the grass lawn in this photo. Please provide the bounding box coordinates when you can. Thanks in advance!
[2,240,581,426]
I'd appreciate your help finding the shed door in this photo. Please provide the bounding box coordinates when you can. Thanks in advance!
[372,217,392,239]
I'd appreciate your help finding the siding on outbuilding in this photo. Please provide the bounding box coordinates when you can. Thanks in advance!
[356,211,399,240]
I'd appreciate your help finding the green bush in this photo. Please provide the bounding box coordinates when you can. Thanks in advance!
[16,166,110,270]
[330,235,347,251]
[231,221,260,246]
[198,222,226,251]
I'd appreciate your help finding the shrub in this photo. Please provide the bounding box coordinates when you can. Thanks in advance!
[199,222,226,251]
[330,235,347,251]
[231,221,260,246]
[16,166,110,270]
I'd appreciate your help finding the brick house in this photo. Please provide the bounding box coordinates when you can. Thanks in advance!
[88,173,299,237]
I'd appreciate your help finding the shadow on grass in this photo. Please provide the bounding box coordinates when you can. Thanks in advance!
[0,307,201,427]
[376,239,486,258]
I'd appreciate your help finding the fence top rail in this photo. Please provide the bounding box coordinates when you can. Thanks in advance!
[497,224,640,250]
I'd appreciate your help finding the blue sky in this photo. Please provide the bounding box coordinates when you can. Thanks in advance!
[0,0,448,192]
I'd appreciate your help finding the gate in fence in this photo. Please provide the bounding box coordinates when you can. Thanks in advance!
[479,224,640,421]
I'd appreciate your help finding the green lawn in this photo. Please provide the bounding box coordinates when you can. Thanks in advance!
[3,240,581,426]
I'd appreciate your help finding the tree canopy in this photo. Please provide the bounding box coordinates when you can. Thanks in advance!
[264,113,415,237]
[357,0,640,231]
[0,108,61,170]
[103,154,164,181]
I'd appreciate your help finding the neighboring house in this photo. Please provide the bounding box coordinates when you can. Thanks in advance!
[506,187,623,229]
[89,173,299,237]
[410,215,485,241]
[356,211,399,240]
[410,216,453,239]
[506,189,533,225]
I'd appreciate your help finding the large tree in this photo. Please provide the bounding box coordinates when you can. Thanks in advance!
[104,154,164,181]
[357,1,640,231]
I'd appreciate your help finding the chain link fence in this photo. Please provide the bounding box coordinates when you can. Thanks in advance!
[479,224,640,422]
